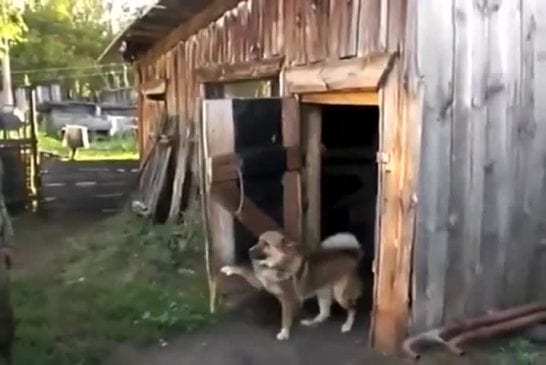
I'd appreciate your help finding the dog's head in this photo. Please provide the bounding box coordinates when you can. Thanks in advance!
[248,231,299,269]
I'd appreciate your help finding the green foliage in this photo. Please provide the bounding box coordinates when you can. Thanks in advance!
[12,211,214,365]
[0,0,27,51]
[38,132,138,160]
[10,0,116,93]
[500,339,543,365]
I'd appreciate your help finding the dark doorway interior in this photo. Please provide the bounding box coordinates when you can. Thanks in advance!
[320,104,379,308]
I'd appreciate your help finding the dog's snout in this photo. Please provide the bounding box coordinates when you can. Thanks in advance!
[249,246,266,261]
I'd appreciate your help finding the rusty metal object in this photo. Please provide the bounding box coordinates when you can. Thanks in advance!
[448,311,546,355]
[402,303,546,360]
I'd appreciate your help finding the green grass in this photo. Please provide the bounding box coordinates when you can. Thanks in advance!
[11,209,215,365]
[38,132,139,161]
[499,338,546,365]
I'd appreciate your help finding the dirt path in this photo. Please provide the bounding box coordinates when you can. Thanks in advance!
[107,313,400,365]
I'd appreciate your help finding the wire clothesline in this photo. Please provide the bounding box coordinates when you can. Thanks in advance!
[10,62,129,75]
[14,70,128,86]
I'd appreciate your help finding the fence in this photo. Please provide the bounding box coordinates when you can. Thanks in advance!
[0,139,35,209]
[39,154,139,213]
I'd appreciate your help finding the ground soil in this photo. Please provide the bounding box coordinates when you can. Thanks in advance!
[10,212,546,365]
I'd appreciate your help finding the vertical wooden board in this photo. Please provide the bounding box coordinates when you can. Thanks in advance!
[183,41,191,120]
[327,0,342,58]
[504,0,533,305]
[231,7,242,63]
[222,16,230,64]
[176,43,187,120]
[479,0,517,311]
[225,11,235,64]
[370,0,410,352]
[247,0,260,60]
[461,0,487,319]
[201,29,210,66]
[282,99,302,241]
[442,0,478,322]
[196,97,217,312]
[339,0,360,58]
[266,0,281,56]
[273,0,284,56]
[216,19,225,64]
[510,0,541,303]
[186,39,196,123]
[530,0,546,300]
[210,21,219,65]
[282,98,301,147]
[262,0,271,58]
[283,0,297,64]
[357,0,381,56]
[256,0,266,59]
[294,0,307,65]
[305,0,329,63]
[302,105,321,250]
[203,99,236,268]
[371,63,404,350]
[166,50,178,117]
[239,1,251,62]
[409,0,454,333]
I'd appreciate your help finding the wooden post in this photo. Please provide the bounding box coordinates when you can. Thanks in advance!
[281,98,302,241]
[302,104,321,249]
[28,87,39,209]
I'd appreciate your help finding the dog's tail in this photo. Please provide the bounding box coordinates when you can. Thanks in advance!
[320,233,363,259]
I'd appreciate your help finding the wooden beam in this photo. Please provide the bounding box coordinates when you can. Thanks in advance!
[196,57,284,83]
[210,181,282,237]
[301,91,379,106]
[285,54,395,94]
[209,146,302,183]
[140,79,166,96]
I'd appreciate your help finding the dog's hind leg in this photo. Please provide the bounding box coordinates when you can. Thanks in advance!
[300,288,332,327]
[334,279,359,333]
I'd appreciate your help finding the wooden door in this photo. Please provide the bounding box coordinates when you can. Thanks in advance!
[200,97,301,303]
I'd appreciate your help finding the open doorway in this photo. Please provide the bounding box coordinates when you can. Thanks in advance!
[320,104,379,312]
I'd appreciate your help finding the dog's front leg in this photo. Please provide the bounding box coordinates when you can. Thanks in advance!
[220,265,263,289]
[276,295,297,341]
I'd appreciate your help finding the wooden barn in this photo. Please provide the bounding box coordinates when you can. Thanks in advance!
[100,0,546,353]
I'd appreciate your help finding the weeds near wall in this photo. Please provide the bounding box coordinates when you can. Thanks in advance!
[12,209,213,365]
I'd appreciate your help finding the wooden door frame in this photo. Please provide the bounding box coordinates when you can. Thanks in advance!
[298,83,419,353]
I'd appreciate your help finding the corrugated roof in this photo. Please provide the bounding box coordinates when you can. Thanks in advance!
[98,0,214,62]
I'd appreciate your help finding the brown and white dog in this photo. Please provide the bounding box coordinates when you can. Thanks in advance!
[221,231,363,341]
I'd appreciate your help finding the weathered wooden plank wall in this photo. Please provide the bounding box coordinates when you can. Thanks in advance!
[135,0,385,138]
[411,0,546,333]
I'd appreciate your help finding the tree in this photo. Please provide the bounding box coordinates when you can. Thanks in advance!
[0,0,27,104]
[0,0,26,50]
[10,0,118,98]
